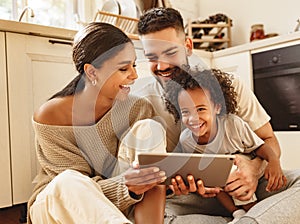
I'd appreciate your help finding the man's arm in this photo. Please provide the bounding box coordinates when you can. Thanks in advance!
[222,120,281,201]
[254,122,281,158]
[230,75,281,157]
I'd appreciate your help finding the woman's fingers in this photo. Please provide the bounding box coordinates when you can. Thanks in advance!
[125,166,167,195]
[124,167,166,186]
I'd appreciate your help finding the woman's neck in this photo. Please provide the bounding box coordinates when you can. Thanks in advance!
[72,90,114,126]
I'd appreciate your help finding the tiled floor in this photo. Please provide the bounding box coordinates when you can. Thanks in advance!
[0,203,27,224]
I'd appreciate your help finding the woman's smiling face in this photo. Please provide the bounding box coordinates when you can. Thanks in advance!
[94,43,138,101]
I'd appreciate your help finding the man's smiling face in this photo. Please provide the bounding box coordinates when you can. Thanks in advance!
[140,27,192,87]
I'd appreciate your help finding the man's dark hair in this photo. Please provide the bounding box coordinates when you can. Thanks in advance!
[138,7,184,35]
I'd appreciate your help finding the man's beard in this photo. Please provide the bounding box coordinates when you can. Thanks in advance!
[154,65,192,88]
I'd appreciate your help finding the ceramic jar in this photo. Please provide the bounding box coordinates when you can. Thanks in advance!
[250,24,265,41]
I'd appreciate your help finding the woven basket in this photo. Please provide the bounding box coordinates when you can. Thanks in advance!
[94,10,139,35]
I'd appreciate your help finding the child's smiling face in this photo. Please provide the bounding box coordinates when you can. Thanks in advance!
[178,87,221,144]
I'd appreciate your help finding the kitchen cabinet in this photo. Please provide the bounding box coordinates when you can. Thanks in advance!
[212,51,253,90]
[5,32,76,204]
[0,32,12,208]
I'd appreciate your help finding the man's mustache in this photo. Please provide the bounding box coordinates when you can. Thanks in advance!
[154,67,180,77]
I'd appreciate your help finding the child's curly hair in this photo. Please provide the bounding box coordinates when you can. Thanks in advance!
[164,68,238,123]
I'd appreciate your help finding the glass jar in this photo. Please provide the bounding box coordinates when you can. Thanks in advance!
[250,24,265,41]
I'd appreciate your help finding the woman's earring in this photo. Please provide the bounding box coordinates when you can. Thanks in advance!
[92,79,97,86]
[216,106,221,114]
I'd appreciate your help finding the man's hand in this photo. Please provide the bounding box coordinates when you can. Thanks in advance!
[225,154,263,201]
[264,161,287,192]
[170,175,220,197]
[124,162,166,195]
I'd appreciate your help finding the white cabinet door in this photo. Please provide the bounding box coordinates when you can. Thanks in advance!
[212,51,253,90]
[6,33,76,204]
[0,32,12,208]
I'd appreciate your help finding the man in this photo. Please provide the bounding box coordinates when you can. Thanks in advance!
[135,7,300,223]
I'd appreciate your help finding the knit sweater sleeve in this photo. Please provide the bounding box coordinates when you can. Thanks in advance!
[93,97,158,210]
[31,97,158,213]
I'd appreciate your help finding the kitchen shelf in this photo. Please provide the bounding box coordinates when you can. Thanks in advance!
[187,19,232,51]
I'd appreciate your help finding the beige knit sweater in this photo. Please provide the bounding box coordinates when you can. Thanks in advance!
[27,96,157,223]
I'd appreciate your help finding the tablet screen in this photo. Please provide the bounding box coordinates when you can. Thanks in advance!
[138,152,235,187]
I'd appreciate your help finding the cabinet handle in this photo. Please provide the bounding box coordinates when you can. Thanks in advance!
[48,39,73,46]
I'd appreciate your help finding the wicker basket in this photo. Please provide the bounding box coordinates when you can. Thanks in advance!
[94,10,139,36]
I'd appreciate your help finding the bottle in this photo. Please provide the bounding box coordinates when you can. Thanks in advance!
[250,24,265,41]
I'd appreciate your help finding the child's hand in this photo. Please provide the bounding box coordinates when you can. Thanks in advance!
[170,175,220,197]
[264,161,287,192]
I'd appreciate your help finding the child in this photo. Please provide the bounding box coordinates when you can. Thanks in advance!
[164,68,287,223]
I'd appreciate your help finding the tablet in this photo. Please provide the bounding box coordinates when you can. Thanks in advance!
[138,152,235,187]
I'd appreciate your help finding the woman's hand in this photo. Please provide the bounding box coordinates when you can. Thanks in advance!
[170,175,220,197]
[124,162,166,195]
[224,155,262,201]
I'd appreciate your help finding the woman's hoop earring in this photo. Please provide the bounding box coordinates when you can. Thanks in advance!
[92,79,97,86]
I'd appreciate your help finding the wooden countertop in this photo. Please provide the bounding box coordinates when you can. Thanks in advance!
[0,19,139,40]
[212,31,300,57]
[0,19,77,40]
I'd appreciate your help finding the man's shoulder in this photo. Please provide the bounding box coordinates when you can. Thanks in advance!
[132,78,163,97]
[131,79,166,111]
[220,114,246,129]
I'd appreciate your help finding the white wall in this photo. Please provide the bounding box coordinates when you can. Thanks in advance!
[196,0,300,46]
[276,132,300,170]
[169,0,199,25]
[87,0,300,47]
[171,0,300,46]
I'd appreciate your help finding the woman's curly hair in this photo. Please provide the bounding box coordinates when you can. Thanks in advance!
[164,68,238,123]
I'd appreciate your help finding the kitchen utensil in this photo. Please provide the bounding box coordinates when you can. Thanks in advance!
[101,0,121,15]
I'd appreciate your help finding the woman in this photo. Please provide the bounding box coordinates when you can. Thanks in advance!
[28,22,166,224]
